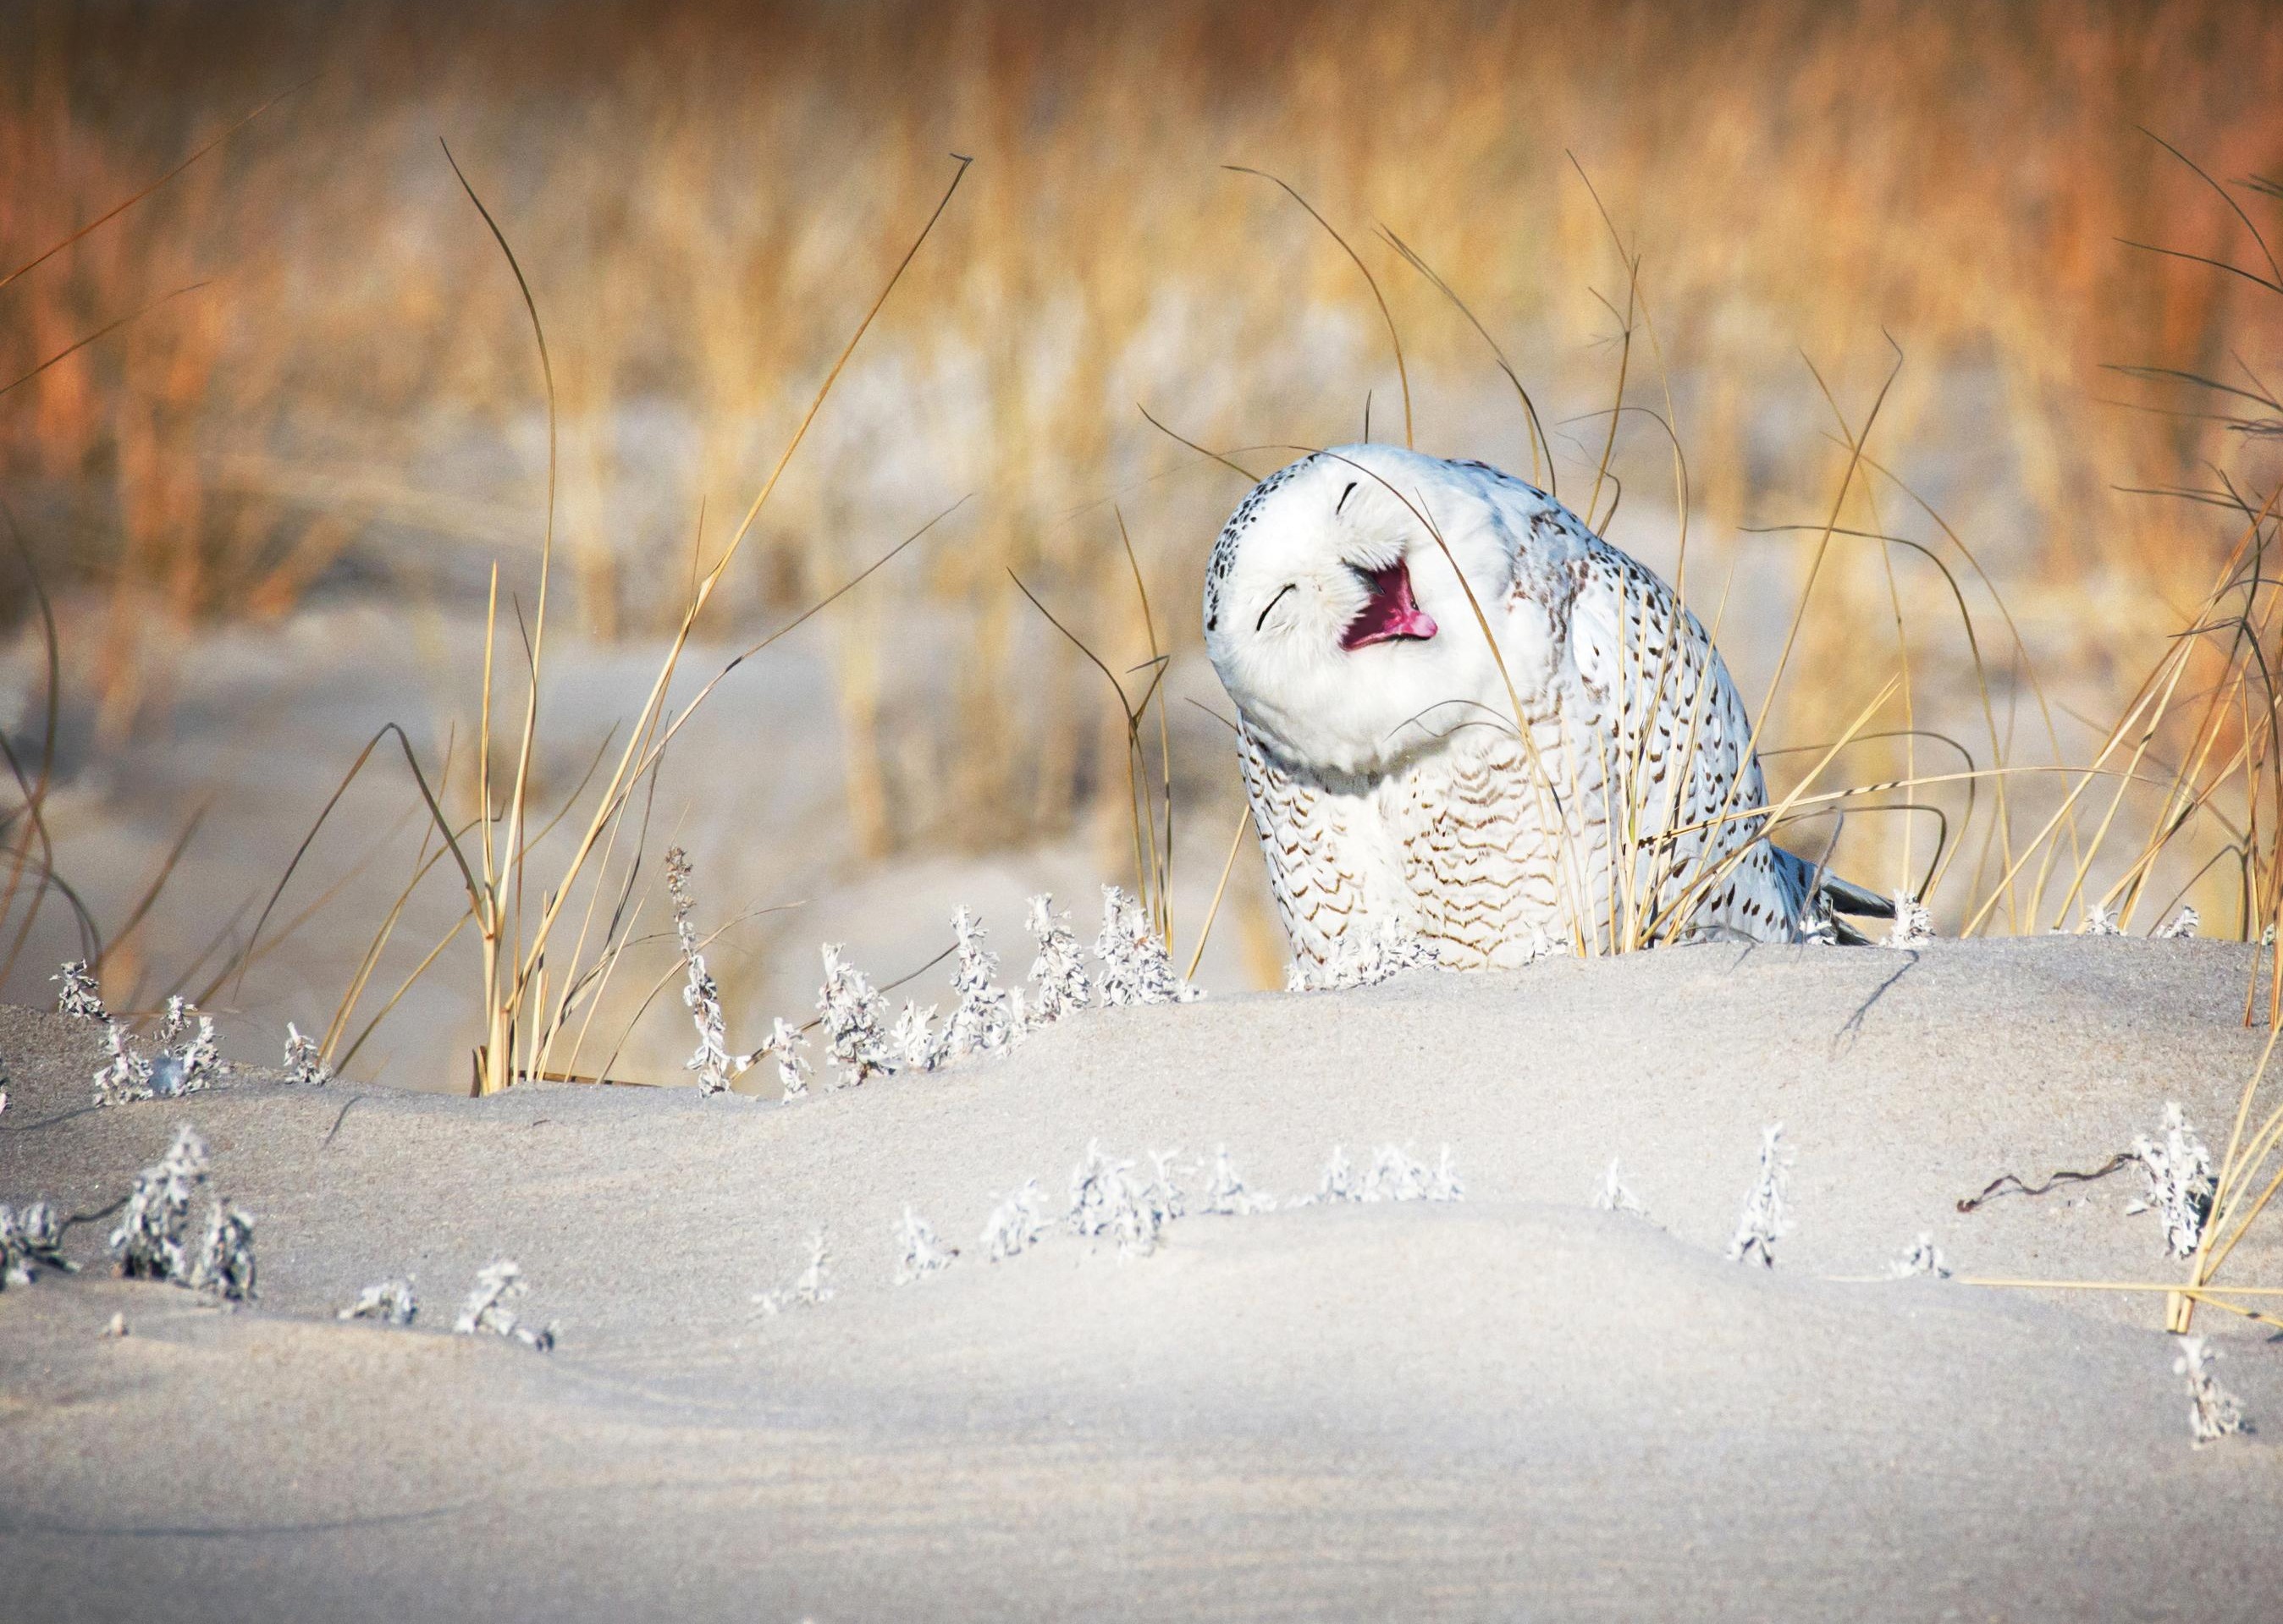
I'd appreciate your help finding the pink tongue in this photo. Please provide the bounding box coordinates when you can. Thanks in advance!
[1341,559,1439,650]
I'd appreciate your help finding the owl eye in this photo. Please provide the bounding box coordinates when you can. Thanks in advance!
[1255,583,1298,631]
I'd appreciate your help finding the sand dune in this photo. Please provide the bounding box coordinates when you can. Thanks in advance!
[3,936,2279,1621]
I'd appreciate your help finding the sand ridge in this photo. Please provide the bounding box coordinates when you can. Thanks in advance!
[2,936,2279,1620]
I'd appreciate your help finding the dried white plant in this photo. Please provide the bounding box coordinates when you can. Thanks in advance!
[91,1021,152,1107]
[1725,1124,1794,1268]
[102,1126,256,1301]
[946,906,1021,1059]
[2174,1335,2249,1445]
[1312,1143,1361,1204]
[1593,1158,1649,1218]
[2127,1102,2215,1258]
[1884,892,1934,948]
[1023,893,1092,1027]
[1364,1144,1432,1202]
[54,961,106,1021]
[1093,885,1200,1006]
[281,1022,332,1086]
[152,1005,219,1098]
[1113,1186,1167,1257]
[980,1179,1048,1261]
[0,1212,31,1291]
[94,1001,223,1107]
[19,1202,69,1272]
[1287,920,1441,992]
[755,1230,835,1314]
[190,1202,257,1304]
[2154,906,2201,940]
[1357,1144,1464,1203]
[1887,1232,1951,1279]
[817,944,896,1087]
[890,1000,946,1074]
[1066,1139,1165,1257]
[0,1201,76,1288]
[154,996,192,1049]
[455,1259,521,1331]
[1067,1138,1135,1234]
[109,1125,209,1281]
[1202,1146,1276,1214]
[454,1258,555,1351]
[666,847,740,1095]
[339,1279,419,1325]
[1143,1148,1188,1227]
[894,1206,957,1283]
[2078,901,2124,936]
[759,1016,813,1100]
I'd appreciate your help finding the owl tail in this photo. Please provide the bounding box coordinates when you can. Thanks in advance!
[1774,848,1897,945]
[1817,875,1890,953]
[1817,870,1898,922]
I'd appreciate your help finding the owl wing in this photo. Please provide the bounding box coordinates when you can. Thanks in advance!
[1560,535,1820,941]
[1563,539,1757,837]
[1236,718,1410,972]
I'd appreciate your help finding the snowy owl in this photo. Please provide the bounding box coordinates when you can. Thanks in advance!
[1203,444,1890,973]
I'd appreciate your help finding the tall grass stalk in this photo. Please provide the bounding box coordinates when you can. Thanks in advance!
[366,151,973,1093]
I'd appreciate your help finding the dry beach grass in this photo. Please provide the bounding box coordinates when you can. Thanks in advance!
[1,0,2279,871]
[1,0,2280,1071]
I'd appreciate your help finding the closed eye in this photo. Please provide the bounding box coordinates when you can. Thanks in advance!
[1255,583,1298,631]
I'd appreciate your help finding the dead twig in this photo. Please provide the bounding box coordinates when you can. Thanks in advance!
[1955,1153,2137,1213]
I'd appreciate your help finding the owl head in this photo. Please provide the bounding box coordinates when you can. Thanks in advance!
[1202,444,1535,778]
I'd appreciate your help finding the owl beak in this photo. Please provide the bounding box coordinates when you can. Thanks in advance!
[1339,559,1439,651]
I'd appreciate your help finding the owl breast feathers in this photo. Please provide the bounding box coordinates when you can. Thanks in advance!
[1201,444,1889,974]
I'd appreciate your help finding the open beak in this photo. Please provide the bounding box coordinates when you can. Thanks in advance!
[1339,559,1439,651]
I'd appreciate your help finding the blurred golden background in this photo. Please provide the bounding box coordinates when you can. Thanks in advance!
[3,0,2280,1077]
